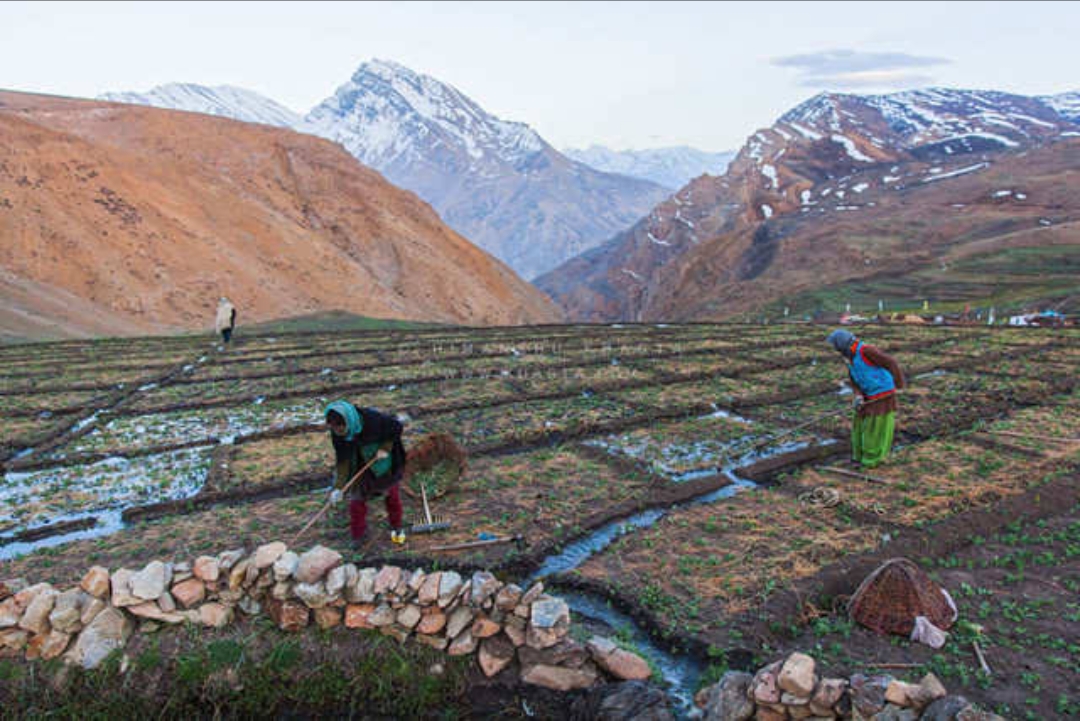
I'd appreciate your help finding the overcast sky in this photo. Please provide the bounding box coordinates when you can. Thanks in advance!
[3,1,1078,152]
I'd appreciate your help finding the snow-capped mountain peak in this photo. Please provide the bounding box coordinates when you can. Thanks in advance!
[776,87,1072,155]
[1040,91,1080,123]
[98,83,305,129]
[305,59,543,169]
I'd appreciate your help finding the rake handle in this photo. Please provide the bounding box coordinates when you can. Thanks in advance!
[291,453,381,546]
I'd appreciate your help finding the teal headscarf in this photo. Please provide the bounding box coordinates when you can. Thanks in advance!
[325,400,363,441]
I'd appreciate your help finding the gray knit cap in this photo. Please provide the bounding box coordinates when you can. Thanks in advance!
[827,329,857,356]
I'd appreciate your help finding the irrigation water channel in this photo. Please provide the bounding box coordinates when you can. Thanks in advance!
[522,414,834,715]
[1,402,832,717]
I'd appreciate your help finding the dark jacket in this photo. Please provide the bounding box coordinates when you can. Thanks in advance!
[331,405,406,498]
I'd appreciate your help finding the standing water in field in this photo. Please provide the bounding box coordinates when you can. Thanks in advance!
[0,447,213,560]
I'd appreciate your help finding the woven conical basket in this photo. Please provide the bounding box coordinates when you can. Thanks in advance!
[847,558,957,635]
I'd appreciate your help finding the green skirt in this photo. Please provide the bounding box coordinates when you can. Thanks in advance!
[851,411,896,469]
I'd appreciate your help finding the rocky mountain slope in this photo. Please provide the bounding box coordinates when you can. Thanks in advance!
[537,88,1080,321]
[0,90,561,339]
[303,60,668,279]
[103,61,669,280]
[562,145,735,190]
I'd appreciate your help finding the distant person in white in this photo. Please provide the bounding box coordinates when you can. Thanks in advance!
[215,297,237,344]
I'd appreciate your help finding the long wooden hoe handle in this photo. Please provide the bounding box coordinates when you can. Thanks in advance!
[291,454,380,546]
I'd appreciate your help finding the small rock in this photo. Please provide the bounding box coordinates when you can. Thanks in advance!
[65,607,133,670]
[417,571,442,605]
[470,613,501,638]
[695,670,753,721]
[909,673,947,709]
[267,599,309,631]
[272,551,299,582]
[128,602,185,624]
[849,674,889,718]
[374,565,403,595]
[28,629,72,661]
[253,542,287,569]
[574,680,676,721]
[397,604,422,629]
[520,581,544,605]
[0,628,29,653]
[314,607,342,630]
[752,706,786,721]
[778,652,816,698]
[109,570,141,607]
[447,629,477,656]
[478,635,515,677]
[527,598,570,649]
[351,567,377,603]
[295,545,342,584]
[49,589,87,634]
[326,564,354,597]
[217,548,245,571]
[345,604,377,629]
[0,598,22,628]
[438,572,463,608]
[494,583,522,612]
[171,578,206,609]
[446,606,475,638]
[238,596,261,616]
[193,556,220,582]
[368,603,396,627]
[80,568,110,598]
[199,603,233,628]
[809,677,847,716]
[596,648,651,682]
[520,662,597,691]
[416,607,446,635]
[0,578,28,602]
[470,571,501,606]
[752,660,783,705]
[80,597,106,627]
[920,695,971,721]
[19,586,58,635]
[294,581,333,609]
[504,616,526,646]
[519,638,588,668]
[227,559,250,592]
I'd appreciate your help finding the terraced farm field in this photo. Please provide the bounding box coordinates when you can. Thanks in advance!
[1,322,1078,718]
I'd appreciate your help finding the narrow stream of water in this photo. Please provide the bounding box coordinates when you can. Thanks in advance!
[524,463,770,716]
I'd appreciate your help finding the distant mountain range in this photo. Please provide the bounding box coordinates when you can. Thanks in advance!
[562,145,734,190]
[100,83,305,129]
[99,61,671,279]
[0,90,559,340]
[536,88,1080,321]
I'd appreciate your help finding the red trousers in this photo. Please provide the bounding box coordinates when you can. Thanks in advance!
[349,484,403,538]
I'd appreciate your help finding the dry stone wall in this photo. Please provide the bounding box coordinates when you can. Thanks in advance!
[694,651,1006,721]
[0,543,651,693]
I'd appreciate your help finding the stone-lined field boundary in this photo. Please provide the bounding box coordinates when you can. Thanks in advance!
[694,651,1004,720]
[0,542,651,692]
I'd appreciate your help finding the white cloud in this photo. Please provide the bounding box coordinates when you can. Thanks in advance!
[772,49,951,89]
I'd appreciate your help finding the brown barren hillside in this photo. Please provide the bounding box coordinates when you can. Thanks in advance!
[0,90,560,339]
